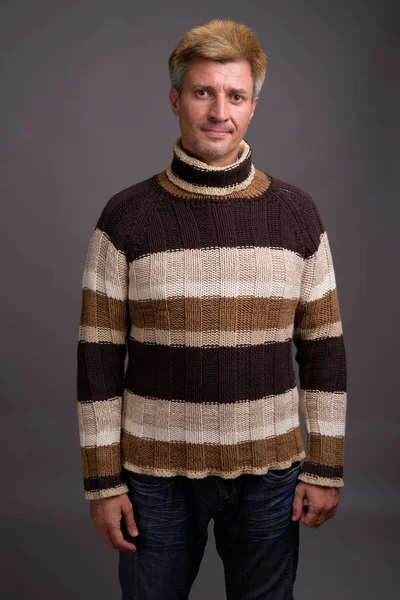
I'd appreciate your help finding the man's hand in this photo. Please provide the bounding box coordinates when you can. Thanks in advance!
[291,481,340,528]
[90,494,139,552]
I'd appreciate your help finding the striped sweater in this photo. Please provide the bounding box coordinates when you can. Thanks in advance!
[77,138,347,500]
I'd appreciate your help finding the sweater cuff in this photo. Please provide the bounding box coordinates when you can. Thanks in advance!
[84,482,129,501]
[81,444,129,500]
[83,472,129,500]
[298,460,344,488]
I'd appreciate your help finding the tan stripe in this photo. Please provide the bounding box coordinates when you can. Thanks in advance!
[306,433,344,466]
[79,288,128,332]
[121,388,302,445]
[294,288,342,335]
[299,390,347,436]
[81,444,121,479]
[121,427,306,476]
[157,168,271,199]
[82,228,128,300]
[129,295,299,331]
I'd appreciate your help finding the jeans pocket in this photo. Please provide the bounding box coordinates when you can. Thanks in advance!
[124,468,175,491]
[261,461,301,485]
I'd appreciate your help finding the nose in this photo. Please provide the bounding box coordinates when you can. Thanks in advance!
[208,94,229,122]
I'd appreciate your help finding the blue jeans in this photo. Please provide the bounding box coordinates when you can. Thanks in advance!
[119,461,301,599]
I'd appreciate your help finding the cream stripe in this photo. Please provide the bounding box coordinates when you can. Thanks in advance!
[79,325,127,345]
[78,393,344,449]
[298,473,343,487]
[299,390,347,436]
[301,232,337,302]
[85,484,129,500]
[294,320,343,341]
[129,246,304,301]
[78,397,122,447]
[129,324,294,346]
[82,228,128,300]
[119,388,301,445]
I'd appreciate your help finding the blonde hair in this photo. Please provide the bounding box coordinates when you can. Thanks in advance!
[168,19,268,100]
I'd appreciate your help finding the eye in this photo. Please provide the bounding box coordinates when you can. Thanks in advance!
[232,94,244,102]
[196,89,209,97]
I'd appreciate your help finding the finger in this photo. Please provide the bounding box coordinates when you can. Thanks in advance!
[109,525,137,553]
[325,507,337,520]
[291,485,306,521]
[303,508,323,528]
[121,503,138,537]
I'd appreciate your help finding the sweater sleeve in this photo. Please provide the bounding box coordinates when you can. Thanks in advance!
[292,194,347,488]
[76,201,130,500]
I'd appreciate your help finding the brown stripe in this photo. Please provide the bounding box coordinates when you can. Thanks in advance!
[80,288,128,331]
[170,147,252,188]
[129,296,299,332]
[84,473,126,493]
[120,427,304,473]
[156,168,271,200]
[125,337,295,402]
[294,335,347,392]
[77,341,127,402]
[300,461,343,480]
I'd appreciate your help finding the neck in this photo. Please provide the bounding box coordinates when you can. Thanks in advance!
[179,140,240,167]
[165,137,255,197]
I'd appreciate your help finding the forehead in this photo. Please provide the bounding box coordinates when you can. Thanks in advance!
[183,58,253,90]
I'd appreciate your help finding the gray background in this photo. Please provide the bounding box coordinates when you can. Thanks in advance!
[2,0,399,598]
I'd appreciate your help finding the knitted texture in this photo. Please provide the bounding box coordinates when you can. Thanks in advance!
[77,138,347,500]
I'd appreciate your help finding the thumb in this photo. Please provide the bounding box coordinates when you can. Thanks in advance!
[291,484,305,521]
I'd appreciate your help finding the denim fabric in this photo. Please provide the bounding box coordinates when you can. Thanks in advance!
[118,461,301,599]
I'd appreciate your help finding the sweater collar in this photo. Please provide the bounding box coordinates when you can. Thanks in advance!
[165,138,255,197]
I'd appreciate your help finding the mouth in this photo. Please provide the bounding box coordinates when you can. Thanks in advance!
[202,128,231,139]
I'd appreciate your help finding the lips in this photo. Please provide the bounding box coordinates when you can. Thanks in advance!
[203,128,230,133]
[202,128,231,138]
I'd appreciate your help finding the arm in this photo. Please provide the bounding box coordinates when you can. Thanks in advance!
[77,203,130,500]
[293,196,347,488]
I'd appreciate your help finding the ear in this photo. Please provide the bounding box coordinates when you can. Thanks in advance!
[169,86,180,116]
[249,96,259,121]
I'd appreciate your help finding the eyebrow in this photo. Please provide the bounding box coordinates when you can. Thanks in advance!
[192,84,249,96]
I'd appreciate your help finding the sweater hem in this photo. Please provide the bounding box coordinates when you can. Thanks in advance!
[121,451,307,480]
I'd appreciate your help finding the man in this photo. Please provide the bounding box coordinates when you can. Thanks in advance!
[77,18,347,599]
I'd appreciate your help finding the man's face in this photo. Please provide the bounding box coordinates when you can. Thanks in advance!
[169,57,258,166]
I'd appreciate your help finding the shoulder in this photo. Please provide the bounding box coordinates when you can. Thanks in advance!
[96,175,157,231]
[268,174,326,255]
[94,175,158,250]
[269,175,324,228]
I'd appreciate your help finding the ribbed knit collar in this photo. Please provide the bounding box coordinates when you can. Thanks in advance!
[165,138,255,197]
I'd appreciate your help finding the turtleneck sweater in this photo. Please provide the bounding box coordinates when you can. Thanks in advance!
[77,138,347,500]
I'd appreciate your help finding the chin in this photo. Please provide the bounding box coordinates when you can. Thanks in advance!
[194,139,232,158]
